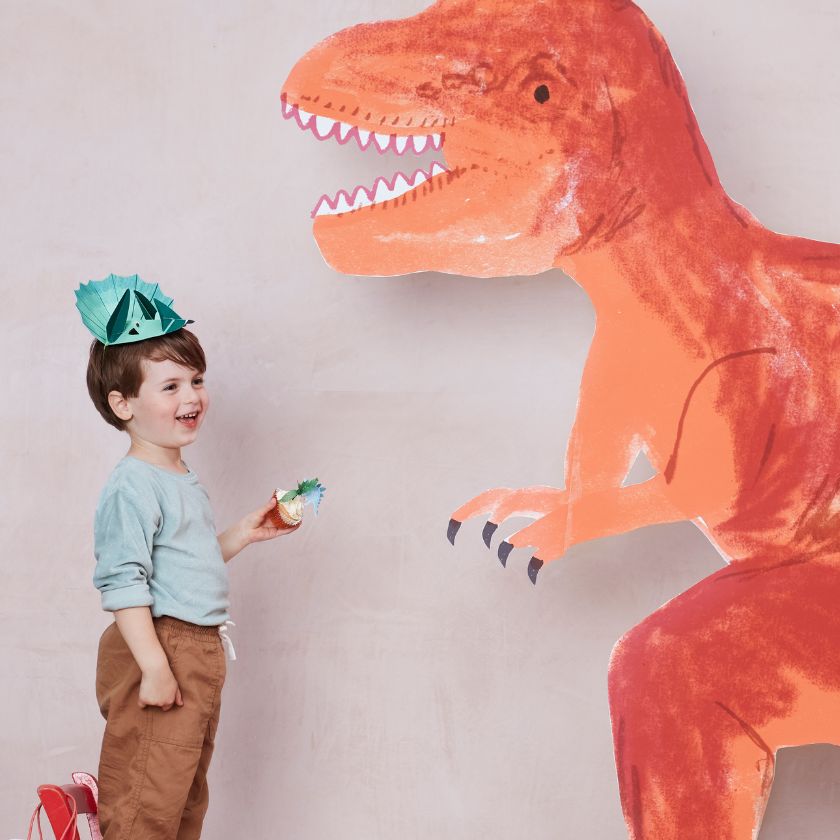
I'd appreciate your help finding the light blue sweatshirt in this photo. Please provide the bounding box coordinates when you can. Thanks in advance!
[93,456,230,625]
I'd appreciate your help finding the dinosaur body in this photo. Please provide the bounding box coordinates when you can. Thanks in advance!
[283,2,840,836]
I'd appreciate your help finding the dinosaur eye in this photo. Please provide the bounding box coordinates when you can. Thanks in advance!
[534,84,550,104]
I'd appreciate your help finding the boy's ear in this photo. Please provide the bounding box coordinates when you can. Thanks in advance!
[108,390,133,422]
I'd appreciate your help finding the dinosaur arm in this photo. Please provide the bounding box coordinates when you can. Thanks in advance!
[489,339,658,562]
[449,328,648,529]
[566,474,689,548]
[563,329,649,496]
[531,350,772,562]
[505,339,768,567]
[504,474,690,564]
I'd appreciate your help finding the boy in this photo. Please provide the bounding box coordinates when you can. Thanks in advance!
[77,274,297,838]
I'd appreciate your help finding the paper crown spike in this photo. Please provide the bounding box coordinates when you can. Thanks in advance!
[75,273,193,345]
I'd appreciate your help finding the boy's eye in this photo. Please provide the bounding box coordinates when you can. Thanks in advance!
[193,377,204,385]
[163,384,177,391]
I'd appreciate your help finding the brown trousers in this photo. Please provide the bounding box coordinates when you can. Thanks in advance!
[95,616,226,839]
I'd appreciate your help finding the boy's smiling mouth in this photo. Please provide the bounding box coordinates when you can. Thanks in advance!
[176,411,200,428]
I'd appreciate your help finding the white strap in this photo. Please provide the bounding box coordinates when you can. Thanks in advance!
[218,620,237,661]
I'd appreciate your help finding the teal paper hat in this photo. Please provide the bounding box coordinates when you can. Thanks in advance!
[75,273,194,346]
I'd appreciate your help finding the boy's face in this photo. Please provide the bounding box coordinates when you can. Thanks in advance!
[121,358,209,449]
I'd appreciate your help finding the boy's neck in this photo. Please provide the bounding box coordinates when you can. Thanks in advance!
[126,438,188,475]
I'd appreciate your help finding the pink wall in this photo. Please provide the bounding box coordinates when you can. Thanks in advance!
[3,1,840,836]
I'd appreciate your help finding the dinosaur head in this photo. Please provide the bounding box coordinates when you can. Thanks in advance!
[282,0,718,277]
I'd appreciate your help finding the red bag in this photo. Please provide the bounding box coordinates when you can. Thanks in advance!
[26,788,78,840]
[24,772,100,840]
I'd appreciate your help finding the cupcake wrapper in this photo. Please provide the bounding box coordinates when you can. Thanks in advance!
[270,501,302,528]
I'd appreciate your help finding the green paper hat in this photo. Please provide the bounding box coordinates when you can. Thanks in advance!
[75,273,194,346]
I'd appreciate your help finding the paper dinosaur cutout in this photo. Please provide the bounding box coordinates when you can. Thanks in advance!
[282,2,840,837]
[75,274,193,345]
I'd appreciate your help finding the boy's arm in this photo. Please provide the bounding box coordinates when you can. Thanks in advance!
[94,485,181,710]
[217,525,248,563]
[114,607,183,711]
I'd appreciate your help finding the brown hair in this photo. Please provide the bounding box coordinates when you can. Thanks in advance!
[86,329,207,430]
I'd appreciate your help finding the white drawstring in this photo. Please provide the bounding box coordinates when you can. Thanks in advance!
[218,620,237,661]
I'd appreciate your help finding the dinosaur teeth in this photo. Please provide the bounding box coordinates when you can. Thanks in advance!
[279,94,452,218]
[311,162,448,218]
[373,173,399,202]
[280,94,446,156]
[315,115,336,139]
[296,108,313,129]
[332,192,353,214]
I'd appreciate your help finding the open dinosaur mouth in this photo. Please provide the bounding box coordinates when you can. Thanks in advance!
[280,93,450,218]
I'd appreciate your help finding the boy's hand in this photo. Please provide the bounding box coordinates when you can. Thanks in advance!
[218,497,300,562]
[246,497,302,544]
[113,607,184,711]
[139,663,184,711]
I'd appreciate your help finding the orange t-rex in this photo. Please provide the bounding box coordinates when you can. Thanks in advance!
[282,1,840,836]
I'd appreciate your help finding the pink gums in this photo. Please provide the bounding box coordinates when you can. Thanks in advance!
[280,92,445,156]
[310,164,447,218]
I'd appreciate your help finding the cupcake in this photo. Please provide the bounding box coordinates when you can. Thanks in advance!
[271,478,325,528]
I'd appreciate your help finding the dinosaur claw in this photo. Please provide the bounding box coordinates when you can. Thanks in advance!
[528,557,543,585]
[498,541,513,567]
[482,521,498,548]
[447,518,462,545]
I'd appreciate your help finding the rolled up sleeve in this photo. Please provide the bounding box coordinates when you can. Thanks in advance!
[93,486,159,611]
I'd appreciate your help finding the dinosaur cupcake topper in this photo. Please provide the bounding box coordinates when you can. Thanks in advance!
[75,273,193,346]
[271,478,326,528]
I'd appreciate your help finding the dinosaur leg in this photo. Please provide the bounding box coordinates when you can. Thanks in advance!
[608,557,840,840]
